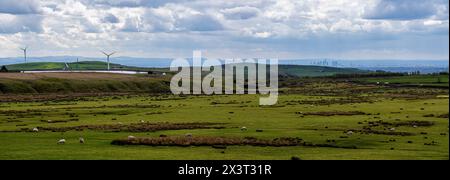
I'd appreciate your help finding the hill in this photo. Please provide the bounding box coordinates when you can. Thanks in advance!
[4,61,369,77]
[5,61,154,71]
[278,65,368,77]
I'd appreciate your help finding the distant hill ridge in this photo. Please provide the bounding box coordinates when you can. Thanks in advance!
[4,61,369,77]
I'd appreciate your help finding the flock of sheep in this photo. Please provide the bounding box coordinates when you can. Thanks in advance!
[32,127,85,145]
[32,125,250,145]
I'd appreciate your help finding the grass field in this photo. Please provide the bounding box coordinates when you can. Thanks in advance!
[0,75,448,159]
[0,73,170,94]
[358,74,449,87]
[4,61,370,77]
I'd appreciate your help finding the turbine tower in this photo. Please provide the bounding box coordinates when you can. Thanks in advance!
[101,51,116,71]
[20,47,28,63]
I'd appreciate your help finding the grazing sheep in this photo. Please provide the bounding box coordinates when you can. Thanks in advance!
[140,120,145,123]
[389,128,396,131]
[376,82,380,85]
[413,125,418,128]
[79,137,85,144]
[32,127,39,132]
[57,139,66,145]
[241,127,247,131]
[346,131,354,135]
[128,136,136,141]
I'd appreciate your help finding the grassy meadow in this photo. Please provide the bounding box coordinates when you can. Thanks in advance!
[0,73,448,160]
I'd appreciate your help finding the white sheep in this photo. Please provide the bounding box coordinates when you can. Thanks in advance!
[389,128,396,131]
[241,127,247,131]
[57,139,66,144]
[32,128,39,132]
[128,135,136,141]
[346,131,354,135]
[140,120,145,123]
[79,137,85,144]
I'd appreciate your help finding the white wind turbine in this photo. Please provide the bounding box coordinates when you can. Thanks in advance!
[20,47,28,63]
[101,51,116,71]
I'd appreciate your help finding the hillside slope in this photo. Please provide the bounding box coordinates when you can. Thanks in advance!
[4,61,369,77]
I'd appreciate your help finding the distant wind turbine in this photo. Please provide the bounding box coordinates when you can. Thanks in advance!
[20,47,28,63]
[101,51,116,71]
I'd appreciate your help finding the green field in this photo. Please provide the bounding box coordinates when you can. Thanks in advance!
[4,61,166,72]
[0,74,448,160]
[358,75,449,87]
[4,61,369,77]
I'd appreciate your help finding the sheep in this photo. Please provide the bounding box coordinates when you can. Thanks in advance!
[128,136,136,141]
[57,139,66,145]
[185,133,193,138]
[79,137,85,144]
[346,131,354,135]
[241,127,247,131]
[140,120,145,123]
[32,127,39,132]
[389,128,396,131]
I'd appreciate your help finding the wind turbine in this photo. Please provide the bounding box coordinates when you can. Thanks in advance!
[20,47,28,63]
[101,51,116,71]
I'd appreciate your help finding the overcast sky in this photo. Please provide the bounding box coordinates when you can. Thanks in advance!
[0,0,448,59]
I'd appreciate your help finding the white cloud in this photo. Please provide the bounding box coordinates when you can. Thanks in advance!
[0,0,41,15]
[221,6,260,20]
[0,0,447,59]
[0,14,43,33]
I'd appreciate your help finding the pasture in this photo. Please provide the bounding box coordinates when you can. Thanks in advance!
[0,79,448,159]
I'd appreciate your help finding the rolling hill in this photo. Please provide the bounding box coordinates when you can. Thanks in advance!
[3,61,369,77]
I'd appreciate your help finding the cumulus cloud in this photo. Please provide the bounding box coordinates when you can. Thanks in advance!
[0,0,41,15]
[221,6,260,20]
[0,14,43,34]
[364,0,449,20]
[118,4,223,32]
[82,0,187,8]
[0,0,447,59]
[103,14,120,23]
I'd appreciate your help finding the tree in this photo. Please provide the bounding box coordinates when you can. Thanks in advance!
[0,66,8,72]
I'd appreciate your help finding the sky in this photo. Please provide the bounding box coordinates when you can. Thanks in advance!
[0,0,448,60]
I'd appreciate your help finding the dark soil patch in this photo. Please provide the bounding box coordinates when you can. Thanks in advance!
[19,122,226,132]
[367,120,434,127]
[437,113,449,119]
[296,111,367,116]
[111,136,358,149]
[40,119,79,123]
[285,98,372,106]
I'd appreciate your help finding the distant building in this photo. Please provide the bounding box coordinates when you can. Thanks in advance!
[0,65,8,72]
